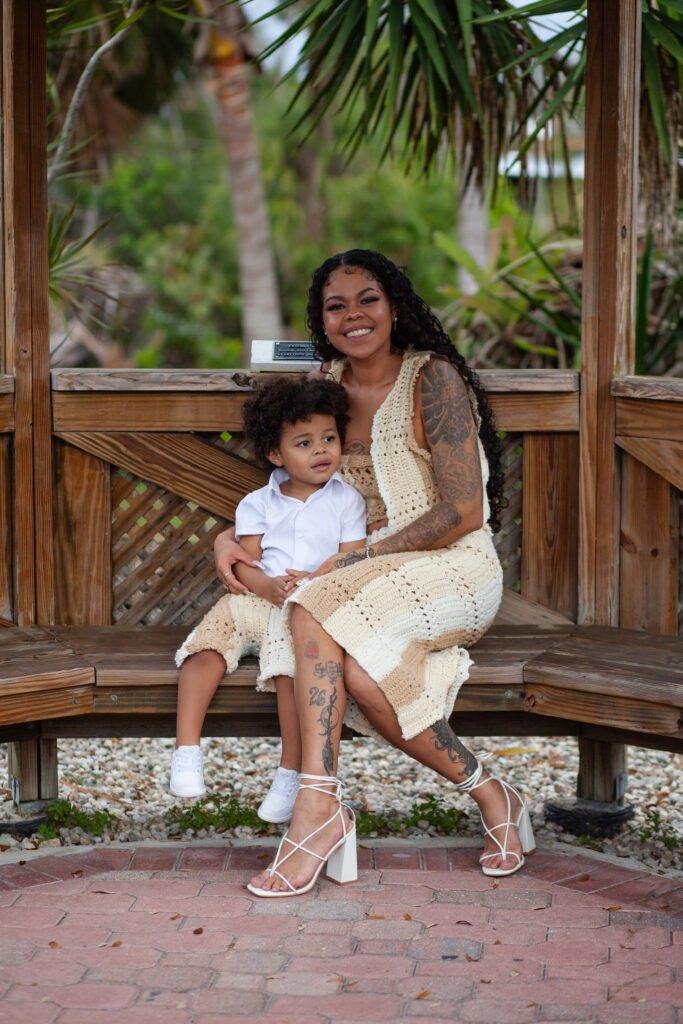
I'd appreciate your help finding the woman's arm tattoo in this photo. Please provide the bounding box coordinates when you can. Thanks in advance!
[430,720,478,779]
[333,550,367,569]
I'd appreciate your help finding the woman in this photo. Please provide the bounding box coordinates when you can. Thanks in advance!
[215,250,534,897]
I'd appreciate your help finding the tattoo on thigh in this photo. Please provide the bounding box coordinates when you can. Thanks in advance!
[314,660,342,683]
[431,720,478,778]
[304,641,319,659]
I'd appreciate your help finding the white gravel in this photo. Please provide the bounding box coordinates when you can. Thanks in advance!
[0,736,681,875]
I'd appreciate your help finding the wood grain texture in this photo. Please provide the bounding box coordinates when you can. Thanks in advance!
[57,430,267,520]
[3,0,35,624]
[0,394,13,430]
[616,436,683,491]
[522,433,579,620]
[487,393,578,431]
[53,393,250,432]
[50,369,255,391]
[611,376,683,401]
[578,0,640,628]
[0,376,13,393]
[615,398,683,441]
[524,684,680,737]
[53,442,112,625]
[27,2,53,625]
[0,684,93,726]
[494,588,575,627]
[0,435,13,621]
[619,452,679,634]
[51,367,580,394]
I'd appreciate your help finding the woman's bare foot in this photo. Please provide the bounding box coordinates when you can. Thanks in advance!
[471,774,525,873]
[249,785,351,894]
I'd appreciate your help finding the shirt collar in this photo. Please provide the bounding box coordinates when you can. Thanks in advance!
[268,466,343,498]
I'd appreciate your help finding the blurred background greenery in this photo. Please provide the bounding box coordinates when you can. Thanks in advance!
[46,0,682,376]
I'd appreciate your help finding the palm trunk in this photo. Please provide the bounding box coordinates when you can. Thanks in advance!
[197,3,283,352]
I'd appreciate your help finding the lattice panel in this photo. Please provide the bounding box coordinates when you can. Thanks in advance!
[492,432,523,591]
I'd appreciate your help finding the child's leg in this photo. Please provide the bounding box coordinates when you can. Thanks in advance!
[175,650,226,747]
[273,675,301,771]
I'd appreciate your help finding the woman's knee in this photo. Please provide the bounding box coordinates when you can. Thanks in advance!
[289,603,317,642]
[344,655,384,711]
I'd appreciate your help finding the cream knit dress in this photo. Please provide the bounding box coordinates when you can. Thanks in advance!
[287,350,503,741]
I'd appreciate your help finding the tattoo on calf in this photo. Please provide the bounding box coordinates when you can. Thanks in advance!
[431,720,478,778]
[310,660,343,776]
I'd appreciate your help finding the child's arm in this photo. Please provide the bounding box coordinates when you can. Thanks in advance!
[233,535,291,608]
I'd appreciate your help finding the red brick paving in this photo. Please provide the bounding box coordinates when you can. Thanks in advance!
[0,844,680,1022]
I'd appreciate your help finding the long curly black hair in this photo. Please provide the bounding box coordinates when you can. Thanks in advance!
[305,249,505,532]
[242,376,350,469]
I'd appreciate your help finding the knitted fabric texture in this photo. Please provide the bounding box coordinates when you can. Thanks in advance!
[176,593,295,690]
[287,351,503,741]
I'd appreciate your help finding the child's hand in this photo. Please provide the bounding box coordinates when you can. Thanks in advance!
[284,569,311,587]
[264,575,291,608]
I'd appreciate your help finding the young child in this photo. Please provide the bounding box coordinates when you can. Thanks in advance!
[171,377,367,822]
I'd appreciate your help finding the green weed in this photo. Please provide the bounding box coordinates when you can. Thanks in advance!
[165,794,263,833]
[629,807,679,851]
[357,795,467,837]
[38,799,117,841]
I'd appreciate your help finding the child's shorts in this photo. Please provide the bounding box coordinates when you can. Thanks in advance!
[175,594,295,691]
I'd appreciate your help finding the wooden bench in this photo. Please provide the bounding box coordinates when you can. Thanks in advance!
[2,593,681,816]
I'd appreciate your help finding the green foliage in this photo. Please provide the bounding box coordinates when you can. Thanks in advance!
[38,799,117,841]
[165,794,264,833]
[91,78,459,364]
[629,807,680,852]
[357,794,467,836]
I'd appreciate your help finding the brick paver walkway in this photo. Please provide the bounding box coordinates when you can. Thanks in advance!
[0,842,680,1023]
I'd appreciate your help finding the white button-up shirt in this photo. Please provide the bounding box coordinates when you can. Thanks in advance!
[235,468,367,577]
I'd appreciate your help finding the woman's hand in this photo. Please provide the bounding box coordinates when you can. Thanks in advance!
[214,528,259,596]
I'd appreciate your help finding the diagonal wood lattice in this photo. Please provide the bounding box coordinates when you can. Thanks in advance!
[111,430,525,627]
[111,434,257,627]
[494,432,523,592]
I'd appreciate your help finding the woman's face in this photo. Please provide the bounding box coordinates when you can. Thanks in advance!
[321,266,394,362]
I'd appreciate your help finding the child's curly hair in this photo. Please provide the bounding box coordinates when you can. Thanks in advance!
[242,376,350,469]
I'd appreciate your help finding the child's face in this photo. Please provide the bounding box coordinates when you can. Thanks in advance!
[268,413,342,488]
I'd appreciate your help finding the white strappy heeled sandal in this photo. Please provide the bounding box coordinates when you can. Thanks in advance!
[246,774,357,898]
[455,762,535,877]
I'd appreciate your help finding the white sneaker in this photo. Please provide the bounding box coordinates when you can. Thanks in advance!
[257,767,300,823]
[170,745,206,798]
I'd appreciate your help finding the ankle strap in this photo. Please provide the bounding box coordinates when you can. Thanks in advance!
[452,761,485,793]
[299,773,343,798]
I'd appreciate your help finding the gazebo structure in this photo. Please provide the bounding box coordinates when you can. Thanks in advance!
[0,1,681,824]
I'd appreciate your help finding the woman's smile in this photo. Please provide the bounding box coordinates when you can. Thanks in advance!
[322,267,394,359]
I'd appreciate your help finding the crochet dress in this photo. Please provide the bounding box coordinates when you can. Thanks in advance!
[286,350,503,741]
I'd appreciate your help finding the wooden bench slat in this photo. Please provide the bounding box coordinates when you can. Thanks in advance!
[525,684,681,737]
[0,684,94,726]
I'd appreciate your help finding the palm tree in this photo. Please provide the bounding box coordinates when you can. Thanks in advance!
[194,0,284,348]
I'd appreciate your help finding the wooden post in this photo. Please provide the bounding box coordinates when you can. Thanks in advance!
[573,0,640,818]
[2,2,57,806]
[2,0,54,625]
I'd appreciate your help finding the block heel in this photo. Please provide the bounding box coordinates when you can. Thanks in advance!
[326,826,358,885]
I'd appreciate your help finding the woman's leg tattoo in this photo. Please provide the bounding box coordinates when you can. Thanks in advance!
[309,659,342,776]
[430,720,478,779]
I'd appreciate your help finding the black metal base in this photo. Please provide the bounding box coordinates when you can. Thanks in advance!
[545,799,634,839]
[0,815,48,837]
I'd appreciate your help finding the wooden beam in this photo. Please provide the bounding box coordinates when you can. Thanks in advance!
[616,436,683,491]
[619,452,679,634]
[2,1,53,624]
[53,393,250,432]
[56,430,267,520]
[0,435,12,621]
[615,398,683,442]
[0,394,13,430]
[522,433,579,620]
[578,0,640,626]
[53,442,112,625]
[611,376,683,401]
